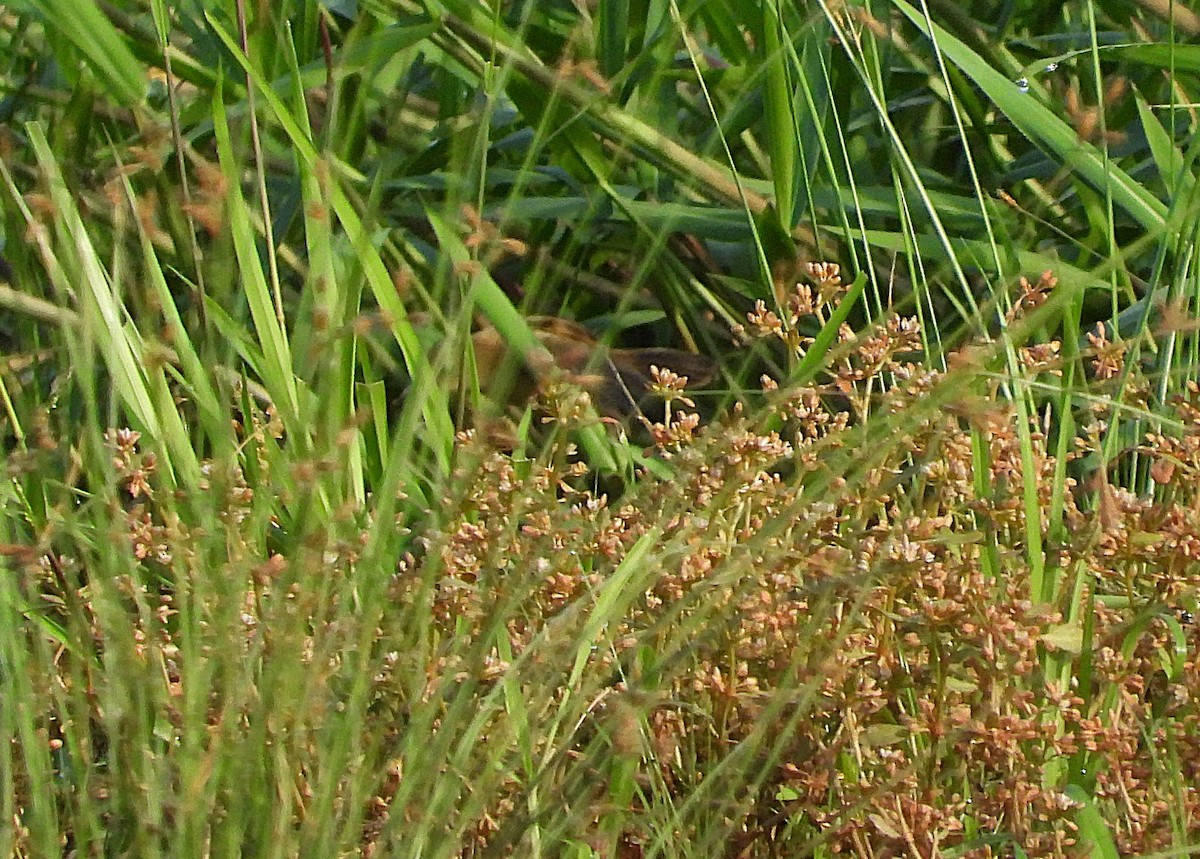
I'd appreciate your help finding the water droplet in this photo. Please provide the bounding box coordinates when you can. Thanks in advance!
[1045,62,1059,72]
[1016,77,1030,93]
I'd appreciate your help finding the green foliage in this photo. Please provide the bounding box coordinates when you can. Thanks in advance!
[3,0,1200,855]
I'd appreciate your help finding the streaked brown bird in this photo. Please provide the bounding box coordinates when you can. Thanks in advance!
[469,315,716,426]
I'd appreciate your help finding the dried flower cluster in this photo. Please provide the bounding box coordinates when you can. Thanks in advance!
[388,267,1200,857]
[11,266,1200,858]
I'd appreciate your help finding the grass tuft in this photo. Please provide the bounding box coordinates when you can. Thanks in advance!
[3,2,1200,856]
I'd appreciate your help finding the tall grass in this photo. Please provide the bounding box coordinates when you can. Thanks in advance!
[2,0,1200,856]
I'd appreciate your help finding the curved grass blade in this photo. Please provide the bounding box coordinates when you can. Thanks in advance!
[211,77,304,432]
[893,0,1169,242]
[206,11,454,477]
[23,0,145,105]
[27,124,204,488]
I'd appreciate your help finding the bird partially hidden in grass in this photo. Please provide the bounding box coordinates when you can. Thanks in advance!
[468,315,717,441]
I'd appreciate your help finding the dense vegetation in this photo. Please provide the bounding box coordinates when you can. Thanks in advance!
[3,0,1200,856]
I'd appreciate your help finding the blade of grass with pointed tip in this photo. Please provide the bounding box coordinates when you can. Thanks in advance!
[333,189,454,478]
[1136,90,1198,230]
[1064,785,1120,859]
[208,11,453,477]
[790,271,867,385]
[284,21,366,506]
[210,78,303,433]
[26,124,209,488]
[122,179,227,465]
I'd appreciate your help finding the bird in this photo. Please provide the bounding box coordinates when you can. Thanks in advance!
[468,315,717,427]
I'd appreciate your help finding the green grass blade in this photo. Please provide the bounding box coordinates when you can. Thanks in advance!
[1064,785,1121,859]
[210,75,304,431]
[26,124,204,486]
[24,0,145,105]
[893,0,1169,241]
[761,0,798,229]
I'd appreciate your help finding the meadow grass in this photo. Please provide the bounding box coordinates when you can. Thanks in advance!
[2,1,1200,856]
